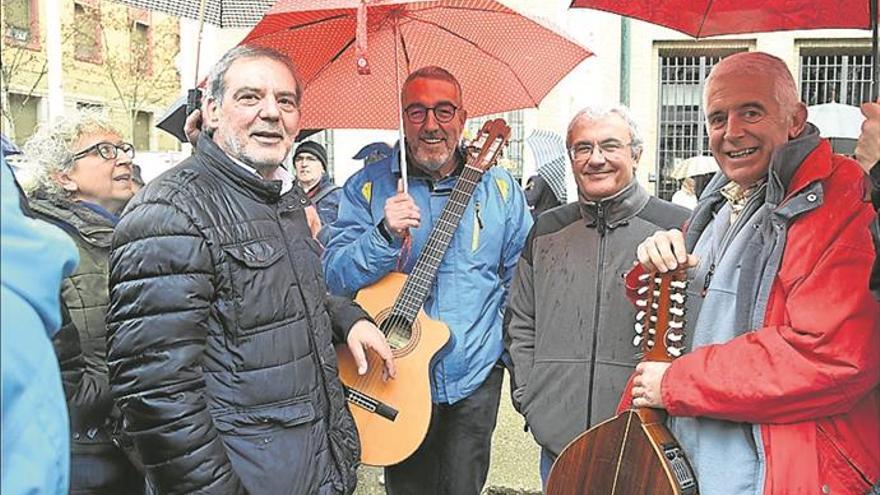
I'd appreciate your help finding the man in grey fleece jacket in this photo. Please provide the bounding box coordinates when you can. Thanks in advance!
[503,105,689,488]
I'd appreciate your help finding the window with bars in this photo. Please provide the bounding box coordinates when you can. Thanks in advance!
[800,50,874,106]
[466,109,525,182]
[655,50,743,200]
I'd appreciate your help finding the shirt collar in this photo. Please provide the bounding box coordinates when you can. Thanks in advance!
[228,156,294,195]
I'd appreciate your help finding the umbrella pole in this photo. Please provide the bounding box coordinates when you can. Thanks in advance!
[872,0,878,100]
[193,0,208,88]
[394,20,409,193]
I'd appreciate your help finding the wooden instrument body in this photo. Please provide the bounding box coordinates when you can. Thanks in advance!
[546,408,697,495]
[336,272,450,466]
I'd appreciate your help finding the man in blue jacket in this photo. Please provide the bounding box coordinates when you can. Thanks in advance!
[323,66,532,495]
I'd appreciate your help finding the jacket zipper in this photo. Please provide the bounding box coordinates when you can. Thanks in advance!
[275,199,347,489]
[586,202,606,428]
[472,201,483,251]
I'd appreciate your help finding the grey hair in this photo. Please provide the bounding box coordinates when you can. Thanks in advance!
[704,51,800,115]
[206,45,302,107]
[566,104,644,159]
[403,66,463,102]
[19,110,122,199]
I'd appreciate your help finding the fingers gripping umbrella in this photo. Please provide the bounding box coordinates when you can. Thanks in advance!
[239,0,592,189]
[571,0,880,99]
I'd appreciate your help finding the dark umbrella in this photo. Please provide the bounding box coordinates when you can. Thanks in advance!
[571,0,880,99]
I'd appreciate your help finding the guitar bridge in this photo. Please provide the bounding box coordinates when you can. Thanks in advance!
[661,443,698,494]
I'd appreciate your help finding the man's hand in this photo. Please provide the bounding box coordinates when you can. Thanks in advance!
[855,100,880,175]
[636,229,699,273]
[383,179,420,238]
[346,319,396,380]
[305,205,322,239]
[631,361,671,409]
[184,108,202,146]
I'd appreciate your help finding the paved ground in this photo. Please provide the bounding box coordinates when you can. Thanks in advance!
[354,371,542,494]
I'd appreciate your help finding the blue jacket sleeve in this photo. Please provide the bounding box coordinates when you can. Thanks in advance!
[322,172,402,297]
[499,172,534,305]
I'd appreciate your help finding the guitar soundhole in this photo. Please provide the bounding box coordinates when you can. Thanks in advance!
[378,310,419,352]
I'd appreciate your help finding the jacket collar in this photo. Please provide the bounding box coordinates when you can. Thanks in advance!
[578,179,650,235]
[197,132,288,203]
[28,194,115,247]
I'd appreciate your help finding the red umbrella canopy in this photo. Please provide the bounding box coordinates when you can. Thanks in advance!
[239,0,592,129]
[570,0,879,38]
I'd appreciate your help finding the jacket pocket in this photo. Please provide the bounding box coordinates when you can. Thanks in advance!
[221,237,294,334]
[214,396,315,436]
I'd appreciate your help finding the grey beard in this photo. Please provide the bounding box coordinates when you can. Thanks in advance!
[225,135,283,174]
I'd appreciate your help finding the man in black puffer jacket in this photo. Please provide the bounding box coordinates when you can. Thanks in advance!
[106,45,394,495]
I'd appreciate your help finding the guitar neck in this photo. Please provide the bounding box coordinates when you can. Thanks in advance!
[392,164,485,322]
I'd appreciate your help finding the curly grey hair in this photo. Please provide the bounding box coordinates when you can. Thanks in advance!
[19,110,123,199]
[566,104,644,160]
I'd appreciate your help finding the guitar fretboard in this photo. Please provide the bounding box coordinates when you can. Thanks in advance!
[389,164,485,327]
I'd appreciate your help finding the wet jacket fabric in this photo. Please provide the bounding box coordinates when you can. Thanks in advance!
[620,128,880,494]
[29,196,120,450]
[1,159,79,495]
[107,134,367,495]
[323,145,532,404]
[504,180,688,456]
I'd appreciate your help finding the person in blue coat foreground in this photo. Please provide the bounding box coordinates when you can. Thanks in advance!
[1,157,79,494]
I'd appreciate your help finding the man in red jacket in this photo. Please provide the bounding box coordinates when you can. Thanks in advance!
[631,51,879,494]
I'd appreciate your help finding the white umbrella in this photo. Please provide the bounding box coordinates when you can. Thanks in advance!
[671,155,718,180]
[807,102,865,139]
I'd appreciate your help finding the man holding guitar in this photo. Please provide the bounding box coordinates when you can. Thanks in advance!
[632,52,879,494]
[322,66,532,495]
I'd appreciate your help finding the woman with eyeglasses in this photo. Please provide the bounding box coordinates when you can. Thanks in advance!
[20,111,143,494]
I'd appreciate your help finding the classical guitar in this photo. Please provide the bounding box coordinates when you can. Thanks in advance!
[545,270,698,495]
[336,119,511,466]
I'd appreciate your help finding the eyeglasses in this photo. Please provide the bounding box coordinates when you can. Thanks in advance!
[568,140,631,163]
[71,141,135,162]
[403,103,458,124]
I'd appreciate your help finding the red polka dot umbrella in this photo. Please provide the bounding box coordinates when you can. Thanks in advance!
[239,0,592,130]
